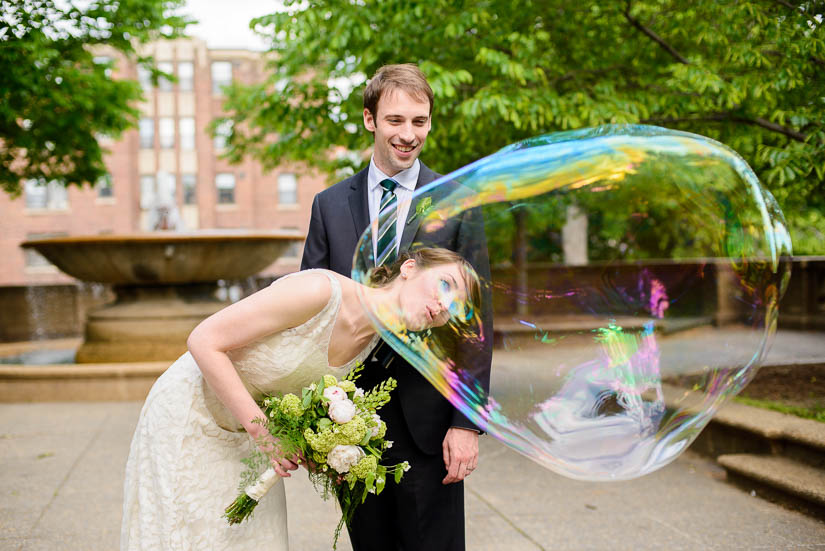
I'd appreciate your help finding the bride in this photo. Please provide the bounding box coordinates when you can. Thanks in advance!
[120,247,480,550]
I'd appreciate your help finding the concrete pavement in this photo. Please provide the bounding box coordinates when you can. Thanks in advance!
[2,401,825,550]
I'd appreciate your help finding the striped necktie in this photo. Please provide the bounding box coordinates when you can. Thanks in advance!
[376,178,399,266]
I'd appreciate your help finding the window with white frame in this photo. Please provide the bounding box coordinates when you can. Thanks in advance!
[277,173,298,205]
[178,61,193,91]
[96,173,113,198]
[211,61,232,94]
[159,118,175,149]
[182,173,197,205]
[139,118,154,149]
[157,61,174,92]
[213,119,232,150]
[179,118,195,150]
[24,179,68,210]
[140,175,156,210]
[137,65,152,90]
[216,173,235,204]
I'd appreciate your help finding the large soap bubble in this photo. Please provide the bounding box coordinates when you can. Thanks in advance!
[353,125,791,481]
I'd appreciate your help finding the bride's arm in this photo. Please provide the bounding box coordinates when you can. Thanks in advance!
[186,272,332,475]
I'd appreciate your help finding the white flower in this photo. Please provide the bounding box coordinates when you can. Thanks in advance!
[370,413,383,437]
[323,386,347,402]
[328,399,356,424]
[385,440,393,449]
[326,444,364,473]
[353,388,365,399]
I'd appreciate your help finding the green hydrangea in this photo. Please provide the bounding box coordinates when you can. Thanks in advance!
[323,374,338,387]
[373,420,387,439]
[279,394,303,417]
[338,379,356,393]
[350,455,378,479]
[338,416,367,445]
[304,427,337,453]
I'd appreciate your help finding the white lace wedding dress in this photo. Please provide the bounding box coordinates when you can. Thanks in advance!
[121,270,379,550]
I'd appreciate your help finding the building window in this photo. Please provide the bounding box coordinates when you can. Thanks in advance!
[137,65,152,90]
[178,61,193,91]
[179,118,195,150]
[213,119,232,150]
[96,173,113,198]
[211,61,232,94]
[139,118,154,149]
[24,179,68,210]
[216,173,235,204]
[157,61,174,92]
[159,117,175,149]
[277,173,298,205]
[182,173,197,205]
[140,175,156,210]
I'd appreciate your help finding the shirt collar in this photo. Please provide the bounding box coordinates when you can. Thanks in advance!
[368,157,420,192]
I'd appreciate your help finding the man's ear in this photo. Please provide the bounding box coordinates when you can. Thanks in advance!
[363,108,376,132]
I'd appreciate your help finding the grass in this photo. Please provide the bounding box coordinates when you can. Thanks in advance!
[733,396,825,423]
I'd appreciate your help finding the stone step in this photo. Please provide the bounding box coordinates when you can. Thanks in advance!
[718,453,825,518]
[663,384,825,467]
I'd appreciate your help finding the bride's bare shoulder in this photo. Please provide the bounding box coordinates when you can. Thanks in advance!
[272,270,334,300]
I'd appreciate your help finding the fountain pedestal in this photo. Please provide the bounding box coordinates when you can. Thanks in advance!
[22,231,303,363]
[77,284,226,363]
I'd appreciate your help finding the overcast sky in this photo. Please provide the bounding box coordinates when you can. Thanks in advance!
[180,0,282,51]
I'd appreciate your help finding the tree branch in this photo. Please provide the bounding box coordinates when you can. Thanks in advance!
[623,2,690,64]
[642,113,807,142]
[772,0,820,28]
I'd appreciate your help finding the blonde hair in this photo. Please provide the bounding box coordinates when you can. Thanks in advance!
[369,247,481,327]
[363,64,434,117]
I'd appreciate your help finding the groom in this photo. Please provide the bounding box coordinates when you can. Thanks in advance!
[301,64,492,550]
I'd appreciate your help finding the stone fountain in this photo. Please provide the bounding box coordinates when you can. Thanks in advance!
[21,230,303,363]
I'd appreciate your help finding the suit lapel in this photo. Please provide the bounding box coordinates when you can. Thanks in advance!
[347,168,370,244]
[399,163,439,252]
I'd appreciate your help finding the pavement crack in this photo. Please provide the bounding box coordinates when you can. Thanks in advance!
[20,412,112,550]
[467,486,547,551]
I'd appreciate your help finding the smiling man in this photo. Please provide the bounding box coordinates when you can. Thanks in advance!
[301,64,492,551]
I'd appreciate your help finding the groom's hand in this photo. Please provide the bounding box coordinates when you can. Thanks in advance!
[442,427,479,484]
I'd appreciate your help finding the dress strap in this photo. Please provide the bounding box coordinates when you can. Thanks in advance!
[270,269,342,333]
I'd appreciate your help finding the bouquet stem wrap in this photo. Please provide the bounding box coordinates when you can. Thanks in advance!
[245,467,279,501]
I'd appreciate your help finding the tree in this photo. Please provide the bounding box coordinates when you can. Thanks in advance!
[222,0,825,254]
[0,0,190,195]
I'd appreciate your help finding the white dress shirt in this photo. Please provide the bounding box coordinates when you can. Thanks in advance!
[367,157,419,259]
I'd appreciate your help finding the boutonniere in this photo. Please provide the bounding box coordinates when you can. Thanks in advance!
[407,197,433,225]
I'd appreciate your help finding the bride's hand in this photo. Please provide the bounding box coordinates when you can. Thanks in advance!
[256,433,300,477]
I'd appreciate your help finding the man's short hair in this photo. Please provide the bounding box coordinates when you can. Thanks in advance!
[363,64,434,116]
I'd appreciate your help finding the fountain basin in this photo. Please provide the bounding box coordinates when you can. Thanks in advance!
[21,230,303,363]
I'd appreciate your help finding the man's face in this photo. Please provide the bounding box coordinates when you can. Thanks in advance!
[363,89,431,176]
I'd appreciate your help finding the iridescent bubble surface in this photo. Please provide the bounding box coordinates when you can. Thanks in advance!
[353,125,792,481]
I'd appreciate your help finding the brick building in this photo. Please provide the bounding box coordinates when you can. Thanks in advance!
[0,38,328,287]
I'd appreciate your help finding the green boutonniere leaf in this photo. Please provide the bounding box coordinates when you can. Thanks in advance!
[409,197,433,224]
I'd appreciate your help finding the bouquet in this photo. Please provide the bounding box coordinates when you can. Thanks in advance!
[224,364,409,548]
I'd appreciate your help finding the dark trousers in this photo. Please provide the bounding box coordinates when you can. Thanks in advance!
[346,387,465,551]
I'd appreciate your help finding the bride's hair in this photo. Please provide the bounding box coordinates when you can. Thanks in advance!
[369,247,481,327]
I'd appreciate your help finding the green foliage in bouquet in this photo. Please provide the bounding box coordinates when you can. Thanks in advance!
[225,364,409,548]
